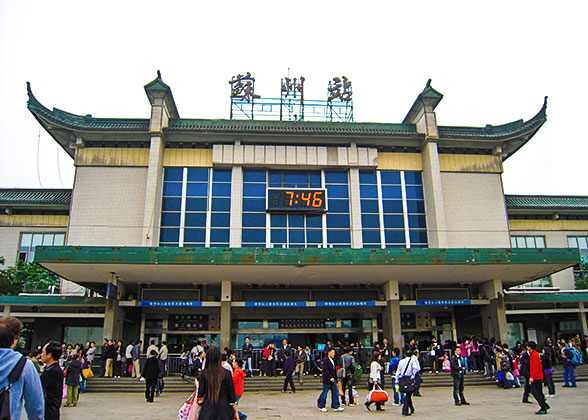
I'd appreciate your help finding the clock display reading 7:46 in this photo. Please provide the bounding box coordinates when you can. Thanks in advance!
[267,189,327,212]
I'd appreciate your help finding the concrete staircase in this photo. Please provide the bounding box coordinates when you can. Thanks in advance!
[85,365,588,393]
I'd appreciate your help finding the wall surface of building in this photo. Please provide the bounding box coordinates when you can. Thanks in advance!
[441,172,510,248]
[67,167,148,246]
[0,221,68,267]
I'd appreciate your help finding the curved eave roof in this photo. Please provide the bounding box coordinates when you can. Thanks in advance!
[438,97,547,160]
[0,188,72,209]
[27,84,546,160]
[506,194,588,214]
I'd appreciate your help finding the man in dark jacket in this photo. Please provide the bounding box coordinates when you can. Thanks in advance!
[519,349,532,403]
[142,350,160,402]
[281,350,296,393]
[451,347,470,406]
[316,348,344,412]
[40,341,63,420]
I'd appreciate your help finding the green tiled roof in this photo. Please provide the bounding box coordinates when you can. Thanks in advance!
[0,189,71,208]
[506,195,588,211]
[438,97,547,141]
[167,118,420,137]
[27,83,150,132]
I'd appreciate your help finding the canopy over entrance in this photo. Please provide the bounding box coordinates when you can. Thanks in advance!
[35,246,578,294]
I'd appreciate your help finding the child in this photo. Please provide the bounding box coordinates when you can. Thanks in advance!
[232,359,247,420]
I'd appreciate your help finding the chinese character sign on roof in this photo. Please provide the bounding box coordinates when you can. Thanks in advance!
[327,76,353,102]
[229,72,260,103]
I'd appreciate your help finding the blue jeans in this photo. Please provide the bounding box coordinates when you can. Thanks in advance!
[391,377,405,405]
[317,382,340,409]
[243,357,253,374]
[564,366,576,386]
[461,356,469,372]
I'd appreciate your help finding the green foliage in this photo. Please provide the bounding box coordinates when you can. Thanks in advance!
[0,259,60,295]
[574,261,588,290]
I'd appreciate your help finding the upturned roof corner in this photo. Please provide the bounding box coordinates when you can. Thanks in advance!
[144,70,180,119]
[403,79,444,125]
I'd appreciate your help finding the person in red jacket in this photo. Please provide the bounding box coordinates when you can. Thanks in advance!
[232,359,247,420]
[526,341,550,415]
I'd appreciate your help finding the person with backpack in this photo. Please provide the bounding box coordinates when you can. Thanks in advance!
[560,342,577,388]
[0,316,44,420]
[340,347,356,406]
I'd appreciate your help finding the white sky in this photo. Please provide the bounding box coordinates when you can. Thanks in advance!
[0,1,586,195]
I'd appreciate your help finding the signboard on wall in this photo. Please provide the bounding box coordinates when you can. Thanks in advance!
[169,315,209,331]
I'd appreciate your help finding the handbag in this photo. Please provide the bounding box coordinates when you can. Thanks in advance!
[397,359,416,393]
[82,367,93,378]
[366,383,389,403]
[178,390,198,420]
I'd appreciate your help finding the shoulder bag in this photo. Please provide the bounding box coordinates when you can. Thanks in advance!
[397,359,416,393]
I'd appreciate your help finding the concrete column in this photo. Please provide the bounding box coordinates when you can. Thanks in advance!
[348,168,363,249]
[480,279,508,344]
[220,280,232,349]
[230,166,243,248]
[579,302,588,338]
[421,141,448,248]
[140,312,146,345]
[142,135,165,246]
[451,308,457,341]
[382,280,403,350]
[2,305,10,316]
[103,275,124,340]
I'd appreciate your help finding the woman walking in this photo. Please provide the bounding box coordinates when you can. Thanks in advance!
[365,351,384,411]
[197,346,239,420]
[64,353,83,407]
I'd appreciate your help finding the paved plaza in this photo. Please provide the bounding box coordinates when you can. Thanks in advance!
[59,384,587,420]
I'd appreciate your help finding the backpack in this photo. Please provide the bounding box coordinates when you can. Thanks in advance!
[0,356,27,420]
[569,347,582,366]
[499,357,510,372]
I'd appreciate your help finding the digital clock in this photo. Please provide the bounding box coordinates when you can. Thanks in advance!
[267,189,327,213]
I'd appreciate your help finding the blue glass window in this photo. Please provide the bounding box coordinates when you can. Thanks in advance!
[361,214,380,229]
[404,171,422,185]
[160,228,180,243]
[409,231,428,244]
[210,229,230,243]
[186,198,208,212]
[306,215,322,228]
[186,183,208,197]
[406,200,425,213]
[163,182,183,196]
[381,185,402,199]
[360,185,378,198]
[363,230,381,245]
[384,215,405,228]
[307,230,322,244]
[288,215,304,228]
[327,230,351,244]
[380,171,401,185]
[162,197,182,211]
[161,213,181,227]
[242,198,265,212]
[359,171,377,184]
[212,198,231,212]
[242,229,266,243]
[164,168,183,181]
[382,200,403,214]
[405,186,424,199]
[327,199,349,213]
[271,229,287,243]
[243,170,266,182]
[213,169,232,182]
[243,183,266,197]
[242,213,266,227]
[327,214,350,228]
[212,183,231,197]
[187,168,209,182]
[324,171,348,184]
[326,185,349,198]
[184,229,206,243]
[185,213,207,227]
[270,215,287,227]
[211,213,230,228]
[289,230,305,244]
[361,199,379,213]
[408,215,427,229]
[385,230,405,245]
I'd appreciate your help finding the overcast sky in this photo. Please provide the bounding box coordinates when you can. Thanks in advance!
[0,1,586,196]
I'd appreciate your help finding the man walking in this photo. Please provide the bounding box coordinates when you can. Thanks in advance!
[340,347,356,406]
[159,341,168,377]
[527,341,550,415]
[40,341,63,420]
[294,345,307,385]
[317,348,344,412]
[0,316,44,420]
[451,346,470,406]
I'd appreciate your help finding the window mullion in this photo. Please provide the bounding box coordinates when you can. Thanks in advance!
[400,171,411,248]
[205,168,213,248]
[179,168,188,247]
[376,171,385,249]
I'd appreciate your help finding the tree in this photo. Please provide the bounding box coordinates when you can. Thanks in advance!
[0,259,60,295]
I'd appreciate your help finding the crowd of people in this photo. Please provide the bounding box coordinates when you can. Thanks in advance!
[2,311,586,420]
